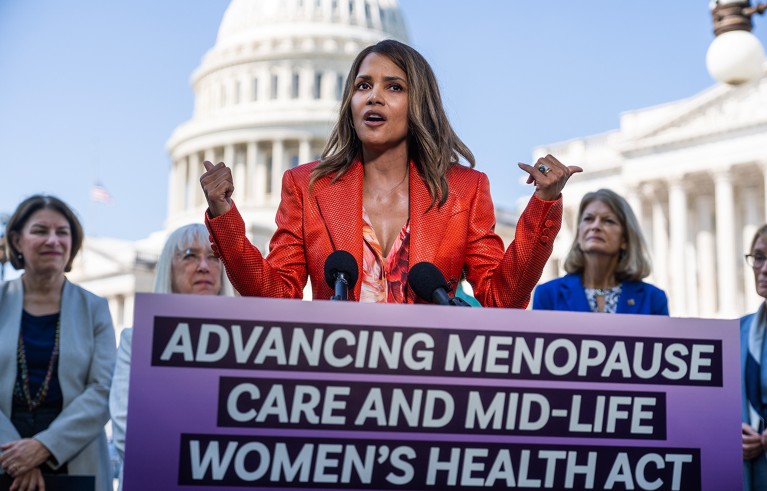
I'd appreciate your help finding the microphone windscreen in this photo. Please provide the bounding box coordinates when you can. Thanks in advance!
[409,261,449,302]
[324,250,359,289]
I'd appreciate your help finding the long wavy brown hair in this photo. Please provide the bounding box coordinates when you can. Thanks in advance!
[310,39,474,210]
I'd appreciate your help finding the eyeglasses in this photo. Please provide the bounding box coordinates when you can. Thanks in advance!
[745,254,767,268]
[178,248,221,266]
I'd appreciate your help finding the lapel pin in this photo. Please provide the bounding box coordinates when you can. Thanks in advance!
[627,299,635,306]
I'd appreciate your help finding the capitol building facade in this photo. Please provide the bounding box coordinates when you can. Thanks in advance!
[535,66,767,319]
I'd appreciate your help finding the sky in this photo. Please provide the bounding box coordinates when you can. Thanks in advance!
[1,0,765,243]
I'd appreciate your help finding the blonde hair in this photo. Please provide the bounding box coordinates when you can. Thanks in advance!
[564,189,652,282]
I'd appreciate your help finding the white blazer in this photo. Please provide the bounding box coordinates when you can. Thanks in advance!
[0,277,116,491]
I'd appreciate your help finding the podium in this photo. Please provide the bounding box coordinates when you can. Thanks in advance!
[123,293,741,490]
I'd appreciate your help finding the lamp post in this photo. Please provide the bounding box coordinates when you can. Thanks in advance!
[707,0,767,84]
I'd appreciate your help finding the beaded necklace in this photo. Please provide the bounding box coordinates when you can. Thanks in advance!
[14,314,61,412]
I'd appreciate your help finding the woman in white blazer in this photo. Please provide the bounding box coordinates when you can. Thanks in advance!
[0,195,115,491]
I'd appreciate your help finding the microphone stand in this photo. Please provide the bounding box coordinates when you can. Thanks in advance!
[330,272,351,301]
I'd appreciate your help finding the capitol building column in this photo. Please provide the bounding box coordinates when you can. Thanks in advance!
[668,178,688,315]
[226,144,245,200]
[246,141,259,206]
[647,184,669,290]
[201,149,215,207]
[625,186,644,229]
[696,195,717,318]
[714,169,738,317]
[271,140,285,206]
[299,138,312,166]
[742,185,762,310]
[168,158,185,215]
[188,152,201,210]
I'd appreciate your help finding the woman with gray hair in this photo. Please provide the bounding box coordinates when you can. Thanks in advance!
[109,223,232,490]
[533,188,668,315]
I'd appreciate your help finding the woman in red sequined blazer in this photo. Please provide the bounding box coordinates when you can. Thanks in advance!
[201,40,581,307]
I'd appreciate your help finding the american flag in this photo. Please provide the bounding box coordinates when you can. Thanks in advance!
[90,182,113,204]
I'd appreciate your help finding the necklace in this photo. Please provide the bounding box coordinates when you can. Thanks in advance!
[367,171,409,199]
[14,314,61,411]
[593,288,613,296]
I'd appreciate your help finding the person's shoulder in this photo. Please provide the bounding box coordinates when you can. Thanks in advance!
[118,328,134,350]
[119,327,134,342]
[0,277,22,298]
[64,279,99,297]
[537,275,570,291]
[533,275,572,309]
[635,280,667,296]
[443,165,489,197]
[64,279,109,307]
[446,163,486,182]
[740,310,759,335]
[286,160,321,182]
[741,309,760,325]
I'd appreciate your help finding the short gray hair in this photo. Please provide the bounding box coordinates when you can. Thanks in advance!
[152,223,233,295]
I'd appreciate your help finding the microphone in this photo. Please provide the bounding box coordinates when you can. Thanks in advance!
[324,250,359,301]
[409,261,470,306]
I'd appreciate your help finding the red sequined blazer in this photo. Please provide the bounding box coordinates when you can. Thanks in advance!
[205,160,562,308]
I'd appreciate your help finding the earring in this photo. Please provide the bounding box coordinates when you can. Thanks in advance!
[17,253,23,260]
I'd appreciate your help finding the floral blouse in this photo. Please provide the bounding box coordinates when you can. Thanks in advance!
[360,207,410,303]
[584,285,622,313]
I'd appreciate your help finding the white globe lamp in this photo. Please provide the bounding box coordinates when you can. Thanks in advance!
[707,30,766,84]
[707,0,767,85]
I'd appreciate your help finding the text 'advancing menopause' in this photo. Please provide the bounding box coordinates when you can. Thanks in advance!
[152,317,721,386]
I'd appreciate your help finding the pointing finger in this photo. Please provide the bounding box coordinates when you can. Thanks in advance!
[517,162,538,184]
[203,160,214,172]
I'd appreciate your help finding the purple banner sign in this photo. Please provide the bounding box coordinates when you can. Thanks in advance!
[123,293,741,490]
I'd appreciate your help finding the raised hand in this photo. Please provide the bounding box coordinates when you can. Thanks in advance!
[200,161,234,218]
[518,154,583,201]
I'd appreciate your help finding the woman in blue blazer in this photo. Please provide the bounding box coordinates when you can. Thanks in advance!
[533,188,668,315]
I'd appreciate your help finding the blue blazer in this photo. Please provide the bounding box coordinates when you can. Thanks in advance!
[741,309,767,491]
[532,273,669,315]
